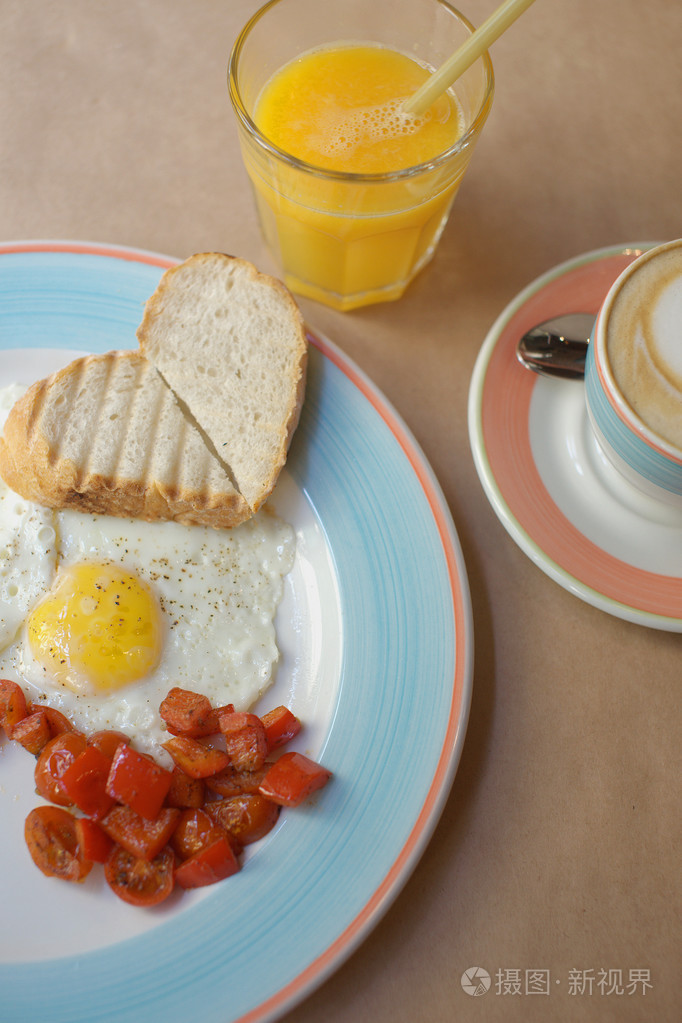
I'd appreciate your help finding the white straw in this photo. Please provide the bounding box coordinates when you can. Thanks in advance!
[403,0,538,116]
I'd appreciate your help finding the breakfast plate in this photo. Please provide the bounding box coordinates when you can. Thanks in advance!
[0,241,473,1022]
[468,242,682,632]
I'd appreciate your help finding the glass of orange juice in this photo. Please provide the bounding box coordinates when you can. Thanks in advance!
[228,0,494,311]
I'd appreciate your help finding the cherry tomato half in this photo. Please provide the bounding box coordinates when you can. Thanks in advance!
[34,731,88,807]
[88,729,131,759]
[104,844,175,907]
[170,808,227,860]
[0,679,27,735]
[206,793,280,845]
[24,805,92,882]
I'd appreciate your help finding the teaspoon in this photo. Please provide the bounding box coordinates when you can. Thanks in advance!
[516,313,594,379]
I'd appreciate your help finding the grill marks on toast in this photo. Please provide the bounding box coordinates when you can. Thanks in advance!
[25,377,49,453]
[74,353,129,487]
[131,358,243,506]
[40,353,146,492]
[40,354,205,501]
[92,354,165,493]
[0,350,251,527]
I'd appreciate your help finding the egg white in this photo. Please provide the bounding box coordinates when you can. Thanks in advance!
[0,384,296,759]
[0,385,58,650]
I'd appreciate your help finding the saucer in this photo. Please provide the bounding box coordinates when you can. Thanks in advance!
[468,243,682,632]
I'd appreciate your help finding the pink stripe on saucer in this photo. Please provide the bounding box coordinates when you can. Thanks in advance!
[481,251,682,620]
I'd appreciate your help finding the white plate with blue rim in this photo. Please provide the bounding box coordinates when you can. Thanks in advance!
[0,242,473,1023]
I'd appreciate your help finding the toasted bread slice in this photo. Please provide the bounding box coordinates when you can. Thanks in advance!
[0,350,251,527]
[137,253,308,514]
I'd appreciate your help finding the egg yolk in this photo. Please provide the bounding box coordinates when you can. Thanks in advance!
[27,562,163,694]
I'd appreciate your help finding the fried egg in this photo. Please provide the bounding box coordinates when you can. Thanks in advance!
[0,384,295,760]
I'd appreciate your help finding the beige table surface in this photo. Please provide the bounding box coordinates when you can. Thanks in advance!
[1,2,680,1021]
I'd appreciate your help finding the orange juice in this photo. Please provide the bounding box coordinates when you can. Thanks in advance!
[245,44,466,310]
[229,0,494,311]
[254,45,462,175]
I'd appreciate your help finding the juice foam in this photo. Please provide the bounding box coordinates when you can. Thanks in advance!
[255,44,463,174]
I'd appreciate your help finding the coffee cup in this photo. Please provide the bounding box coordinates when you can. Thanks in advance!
[585,239,682,509]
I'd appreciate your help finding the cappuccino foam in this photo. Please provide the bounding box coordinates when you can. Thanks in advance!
[606,243,682,450]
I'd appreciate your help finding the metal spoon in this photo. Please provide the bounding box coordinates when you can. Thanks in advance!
[516,313,594,379]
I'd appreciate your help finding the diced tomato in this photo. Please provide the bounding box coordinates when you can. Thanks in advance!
[100,804,180,861]
[0,679,27,735]
[174,835,240,889]
[59,745,116,819]
[162,735,231,779]
[214,703,237,718]
[9,708,51,754]
[165,766,205,808]
[258,752,332,807]
[39,705,77,737]
[218,711,268,771]
[159,687,226,738]
[76,817,114,864]
[170,808,227,860]
[105,743,173,819]
[27,702,75,737]
[206,793,280,845]
[88,729,131,759]
[13,687,328,908]
[204,763,270,798]
[260,706,302,751]
[105,844,175,907]
[34,731,88,806]
[24,805,92,882]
